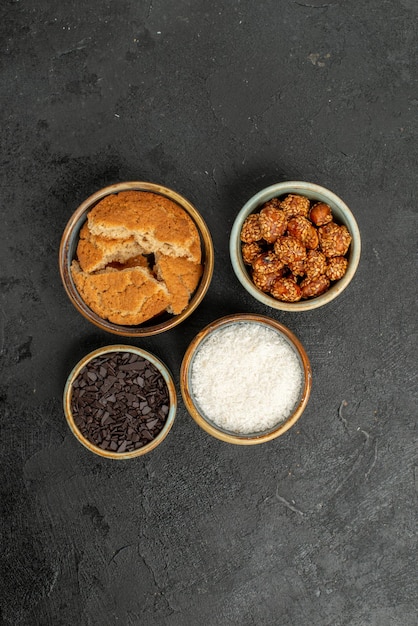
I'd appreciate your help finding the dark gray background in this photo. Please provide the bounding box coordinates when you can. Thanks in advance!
[1,1,417,625]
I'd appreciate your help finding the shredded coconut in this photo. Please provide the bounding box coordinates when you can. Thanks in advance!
[190,322,303,434]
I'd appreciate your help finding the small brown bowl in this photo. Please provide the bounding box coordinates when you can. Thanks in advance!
[63,345,177,459]
[180,314,312,445]
[59,181,214,337]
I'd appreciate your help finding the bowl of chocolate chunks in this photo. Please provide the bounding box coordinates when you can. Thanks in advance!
[63,345,177,458]
[230,181,361,311]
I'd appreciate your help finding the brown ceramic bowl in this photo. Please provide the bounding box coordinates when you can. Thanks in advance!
[230,181,361,311]
[59,181,214,336]
[63,345,177,459]
[180,314,312,445]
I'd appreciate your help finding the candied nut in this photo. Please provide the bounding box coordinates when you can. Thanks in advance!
[273,236,307,264]
[300,275,330,299]
[252,251,284,275]
[326,256,348,281]
[305,249,327,279]
[259,205,287,243]
[279,194,310,219]
[287,272,299,284]
[270,277,302,302]
[310,202,333,226]
[240,214,262,243]
[252,269,283,292]
[318,223,352,258]
[261,197,281,210]
[287,259,306,277]
[287,216,319,249]
[241,242,263,265]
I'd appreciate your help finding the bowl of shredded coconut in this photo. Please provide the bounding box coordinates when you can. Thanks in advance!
[180,314,311,444]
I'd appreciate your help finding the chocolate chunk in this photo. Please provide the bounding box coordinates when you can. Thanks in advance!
[119,362,144,371]
[71,351,170,454]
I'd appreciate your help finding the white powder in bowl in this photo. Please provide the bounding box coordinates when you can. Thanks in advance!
[190,322,304,434]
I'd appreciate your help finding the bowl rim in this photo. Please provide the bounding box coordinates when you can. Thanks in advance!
[63,344,177,459]
[229,181,361,311]
[180,313,312,445]
[59,181,214,337]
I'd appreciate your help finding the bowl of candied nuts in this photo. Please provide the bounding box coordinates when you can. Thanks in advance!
[230,182,361,311]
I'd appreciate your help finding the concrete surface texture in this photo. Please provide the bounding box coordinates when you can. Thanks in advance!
[1,0,417,625]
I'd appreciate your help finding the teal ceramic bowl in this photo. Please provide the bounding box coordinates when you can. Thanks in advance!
[230,181,361,311]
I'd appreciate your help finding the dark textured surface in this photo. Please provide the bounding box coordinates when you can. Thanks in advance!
[1,1,417,625]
